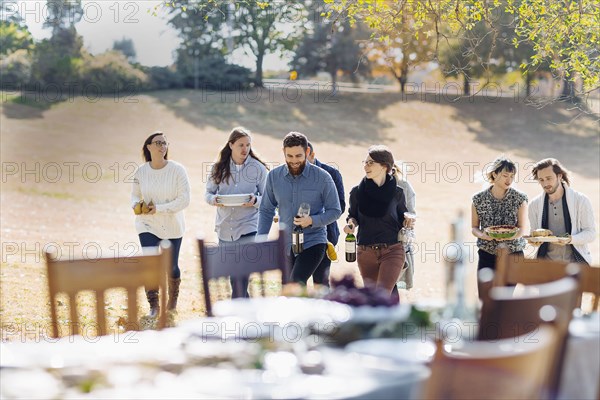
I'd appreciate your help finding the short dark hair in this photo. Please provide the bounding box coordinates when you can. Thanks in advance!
[307,141,314,153]
[283,132,308,151]
[487,156,516,182]
[531,158,571,186]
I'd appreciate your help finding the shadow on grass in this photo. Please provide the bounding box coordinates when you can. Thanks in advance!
[148,89,598,178]
[147,88,400,145]
[437,94,599,179]
[1,90,57,119]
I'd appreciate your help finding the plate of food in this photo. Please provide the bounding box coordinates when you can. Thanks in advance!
[524,229,569,243]
[484,225,519,239]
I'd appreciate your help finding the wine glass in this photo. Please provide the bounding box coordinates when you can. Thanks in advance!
[400,212,417,244]
[297,203,310,218]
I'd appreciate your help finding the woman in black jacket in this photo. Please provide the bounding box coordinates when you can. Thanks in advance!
[343,145,408,295]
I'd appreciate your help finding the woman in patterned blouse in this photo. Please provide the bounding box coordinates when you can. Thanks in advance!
[471,156,528,298]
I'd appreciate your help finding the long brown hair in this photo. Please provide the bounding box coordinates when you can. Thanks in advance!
[531,158,571,186]
[368,145,402,181]
[210,127,268,185]
[142,131,169,162]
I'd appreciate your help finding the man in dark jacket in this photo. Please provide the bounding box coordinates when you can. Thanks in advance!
[308,142,346,286]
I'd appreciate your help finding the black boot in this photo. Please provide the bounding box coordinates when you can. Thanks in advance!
[167,278,181,312]
[145,289,159,318]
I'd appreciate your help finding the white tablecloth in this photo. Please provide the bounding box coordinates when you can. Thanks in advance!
[558,313,600,400]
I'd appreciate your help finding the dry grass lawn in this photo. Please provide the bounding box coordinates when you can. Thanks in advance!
[1,88,598,340]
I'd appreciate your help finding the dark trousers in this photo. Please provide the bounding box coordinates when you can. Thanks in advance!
[477,249,525,271]
[313,256,331,287]
[289,243,327,284]
[219,232,256,299]
[138,232,182,279]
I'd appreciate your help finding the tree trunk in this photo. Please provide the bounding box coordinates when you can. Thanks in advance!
[255,52,264,87]
[400,62,408,93]
[463,73,470,95]
[559,75,576,101]
[525,71,532,97]
[330,70,338,95]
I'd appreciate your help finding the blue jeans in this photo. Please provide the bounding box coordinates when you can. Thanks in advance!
[219,232,256,298]
[138,233,182,279]
[289,243,327,284]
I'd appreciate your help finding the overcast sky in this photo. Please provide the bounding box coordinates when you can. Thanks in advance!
[13,0,289,70]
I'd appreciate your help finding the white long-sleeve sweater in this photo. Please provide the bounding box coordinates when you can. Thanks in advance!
[529,185,596,264]
[131,160,190,239]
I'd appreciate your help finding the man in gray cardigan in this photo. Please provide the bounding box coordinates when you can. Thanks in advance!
[529,158,596,264]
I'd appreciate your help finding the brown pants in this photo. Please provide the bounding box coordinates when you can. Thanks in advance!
[357,242,406,294]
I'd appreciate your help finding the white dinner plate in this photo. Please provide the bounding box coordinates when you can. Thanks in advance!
[217,194,251,200]
[217,201,246,207]
[345,338,436,364]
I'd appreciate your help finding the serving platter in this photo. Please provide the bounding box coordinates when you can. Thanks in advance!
[524,236,567,243]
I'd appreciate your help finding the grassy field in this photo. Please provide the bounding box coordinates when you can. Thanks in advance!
[1,88,599,340]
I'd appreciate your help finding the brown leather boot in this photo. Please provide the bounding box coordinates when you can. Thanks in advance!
[167,278,181,311]
[145,289,159,318]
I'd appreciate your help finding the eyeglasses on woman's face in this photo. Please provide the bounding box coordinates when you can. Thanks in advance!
[362,160,376,166]
[151,140,169,147]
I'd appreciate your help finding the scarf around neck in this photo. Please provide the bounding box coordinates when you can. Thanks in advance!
[357,174,397,218]
[537,184,587,264]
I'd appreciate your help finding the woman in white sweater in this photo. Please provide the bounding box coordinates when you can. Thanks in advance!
[132,131,190,316]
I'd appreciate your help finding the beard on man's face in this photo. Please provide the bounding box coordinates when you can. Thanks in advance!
[544,180,561,194]
[287,159,307,175]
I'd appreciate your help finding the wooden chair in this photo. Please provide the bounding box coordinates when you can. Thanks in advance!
[424,324,558,399]
[478,274,580,399]
[46,241,171,337]
[494,246,587,306]
[494,246,582,287]
[198,229,289,316]
[580,264,600,311]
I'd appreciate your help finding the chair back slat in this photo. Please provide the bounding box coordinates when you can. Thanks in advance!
[68,293,79,336]
[96,291,107,336]
[580,265,600,310]
[46,242,170,337]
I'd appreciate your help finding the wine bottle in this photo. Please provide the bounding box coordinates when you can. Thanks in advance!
[292,219,304,254]
[345,232,357,262]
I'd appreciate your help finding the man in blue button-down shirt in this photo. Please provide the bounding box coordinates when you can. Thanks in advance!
[258,132,342,283]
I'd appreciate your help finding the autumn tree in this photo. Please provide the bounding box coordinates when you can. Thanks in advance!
[323,0,599,100]
[0,2,33,56]
[363,17,436,92]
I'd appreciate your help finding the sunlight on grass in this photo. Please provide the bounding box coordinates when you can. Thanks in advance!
[17,186,77,200]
